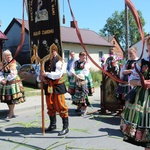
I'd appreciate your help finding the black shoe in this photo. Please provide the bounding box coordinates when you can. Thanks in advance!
[45,125,56,132]
[45,116,57,132]
[75,109,81,112]
[58,128,69,136]
[58,117,69,135]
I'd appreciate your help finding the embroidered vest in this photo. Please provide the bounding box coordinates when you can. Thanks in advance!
[45,56,59,72]
[141,59,150,80]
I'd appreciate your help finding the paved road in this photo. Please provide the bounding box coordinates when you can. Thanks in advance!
[0,88,144,150]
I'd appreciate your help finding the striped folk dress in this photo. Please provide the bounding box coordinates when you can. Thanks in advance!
[120,58,150,148]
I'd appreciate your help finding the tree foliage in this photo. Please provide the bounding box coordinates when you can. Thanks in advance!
[99,10,146,50]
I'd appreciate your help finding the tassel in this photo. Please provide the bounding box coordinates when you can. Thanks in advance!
[62,14,65,24]
[62,0,65,24]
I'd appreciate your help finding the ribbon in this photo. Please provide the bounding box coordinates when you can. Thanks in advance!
[125,0,146,88]
[0,0,25,83]
[67,0,146,86]
[13,0,25,59]
[67,0,127,84]
[124,0,145,60]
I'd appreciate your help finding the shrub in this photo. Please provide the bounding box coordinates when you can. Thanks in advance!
[90,70,102,87]
[90,70,102,83]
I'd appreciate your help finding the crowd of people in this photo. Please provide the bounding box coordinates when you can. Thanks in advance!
[120,37,150,150]
[101,45,150,150]
[1,38,150,149]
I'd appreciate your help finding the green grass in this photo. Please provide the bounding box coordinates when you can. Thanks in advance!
[24,85,41,97]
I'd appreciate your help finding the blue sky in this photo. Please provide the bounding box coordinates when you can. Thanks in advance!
[0,0,150,34]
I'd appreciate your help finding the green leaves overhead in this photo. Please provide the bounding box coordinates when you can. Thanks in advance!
[99,10,146,50]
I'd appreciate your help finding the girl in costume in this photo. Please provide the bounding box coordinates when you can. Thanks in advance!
[72,73,89,116]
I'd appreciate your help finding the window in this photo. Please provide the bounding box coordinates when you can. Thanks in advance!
[99,51,103,62]
[64,50,70,62]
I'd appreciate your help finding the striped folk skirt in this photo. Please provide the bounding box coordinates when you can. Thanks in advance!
[120,87,150,148]
[68,70,94,96]
[0,76,25,104]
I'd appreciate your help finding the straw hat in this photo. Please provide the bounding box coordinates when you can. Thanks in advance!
[77,73,85,80]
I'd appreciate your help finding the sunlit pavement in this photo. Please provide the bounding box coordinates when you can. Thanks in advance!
[0,88,143,150]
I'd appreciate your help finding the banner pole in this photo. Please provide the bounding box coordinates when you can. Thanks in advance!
[27,0,62,134]
[40,62,45,135]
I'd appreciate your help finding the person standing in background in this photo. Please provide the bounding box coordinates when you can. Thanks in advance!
[66,51,77,83]
[116,46,138,105]
[68,51,94,106]
[105,49,120,77]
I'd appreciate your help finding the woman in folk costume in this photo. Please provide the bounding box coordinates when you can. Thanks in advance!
[0,50,25,119]
[68,51,94,97]
[72,73,89,116]
[120,37,150,150]
[41,43,69,136]
[116,47,138,105]
[105,49,120,77]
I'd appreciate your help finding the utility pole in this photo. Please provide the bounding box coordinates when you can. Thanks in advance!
[0,19,2,61]
[125,3,129,60]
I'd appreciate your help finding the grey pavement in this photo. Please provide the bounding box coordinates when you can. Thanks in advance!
[0,87,144,150]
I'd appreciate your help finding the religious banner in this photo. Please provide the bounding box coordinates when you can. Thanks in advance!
[26,0,62,134]
[26,0,62,64]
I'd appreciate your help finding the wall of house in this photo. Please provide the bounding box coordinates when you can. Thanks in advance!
[62,42,110,71]
[132,40,148,58]
[110,38,124,59]
[3,22,112,70]
[3,22,30,65]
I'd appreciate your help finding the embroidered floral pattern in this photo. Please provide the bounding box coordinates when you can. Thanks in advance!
[141,64,149,78]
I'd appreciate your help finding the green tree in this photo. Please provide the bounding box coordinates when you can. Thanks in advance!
[99,10,146,50]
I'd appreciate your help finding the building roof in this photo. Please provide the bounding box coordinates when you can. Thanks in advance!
[103,35,124,53]
[4,18,29,34]
[4,18,112,47]
[61,26,112,46]
[0,30,7,40]
[102,36,114,42]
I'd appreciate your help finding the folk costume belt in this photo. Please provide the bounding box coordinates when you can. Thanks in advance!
[46,76,64,94]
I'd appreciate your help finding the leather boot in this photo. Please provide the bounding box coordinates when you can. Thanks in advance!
[45,116,56,132]
[58,117,69,136]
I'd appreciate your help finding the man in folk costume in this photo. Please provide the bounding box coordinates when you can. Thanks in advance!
[41,43,69,136]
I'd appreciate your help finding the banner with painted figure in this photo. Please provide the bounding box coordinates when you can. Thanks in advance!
[26,0,62,65]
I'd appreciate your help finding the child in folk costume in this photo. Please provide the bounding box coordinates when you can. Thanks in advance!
[72,73,90,116]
